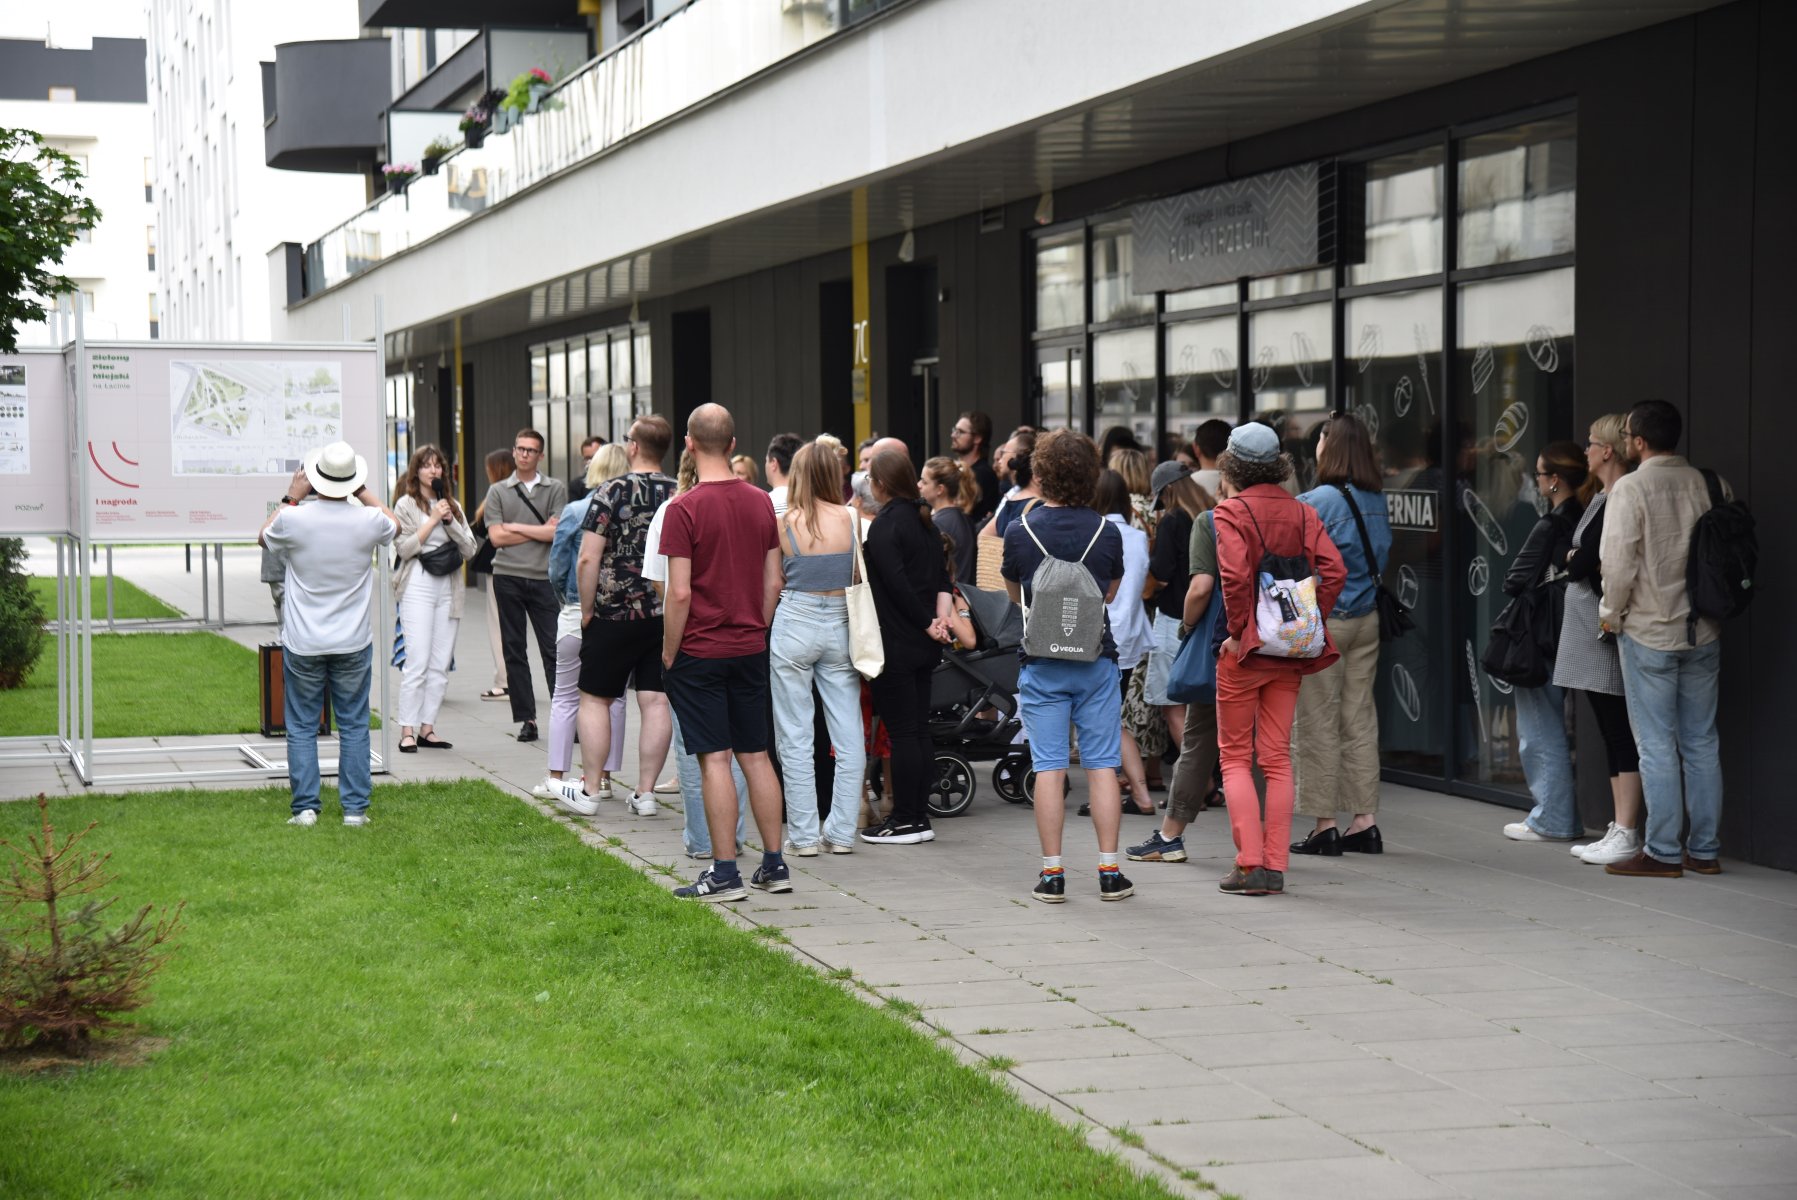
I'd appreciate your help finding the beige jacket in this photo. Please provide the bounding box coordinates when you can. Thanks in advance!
[1597,455,1729,651]
[393,494,477,619]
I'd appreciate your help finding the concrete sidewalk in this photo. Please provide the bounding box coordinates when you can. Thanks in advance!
[9,542,1796,1200]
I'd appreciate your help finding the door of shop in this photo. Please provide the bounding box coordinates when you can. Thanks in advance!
[1034,341,1085,434]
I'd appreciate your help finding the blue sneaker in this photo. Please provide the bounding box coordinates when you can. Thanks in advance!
[751,862,793,893]
[674,868,747,903]
[1126,830,1187,862]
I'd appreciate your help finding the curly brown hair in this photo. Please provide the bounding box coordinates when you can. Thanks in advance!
[1219,449,1292,491]
[1032,429,1101,507]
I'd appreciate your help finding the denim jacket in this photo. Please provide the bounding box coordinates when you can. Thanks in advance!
[1297,483,1392,620]
[547,495,593,607]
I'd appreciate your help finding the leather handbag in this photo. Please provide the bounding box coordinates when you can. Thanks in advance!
[416,538,465,576]
[1337,485,1414,642]
[1166,511,1222,704]
[846,510,886,679]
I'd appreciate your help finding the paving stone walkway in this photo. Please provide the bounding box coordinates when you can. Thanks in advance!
[8,542,1796,1199]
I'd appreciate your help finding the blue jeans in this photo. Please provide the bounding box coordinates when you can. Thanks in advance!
[284,645,373,817]
[770,592,867,848]
[1514,681,1577,838]
[1019,657,1122,773]
[1620,636,1723,862]
[672,711,747,857]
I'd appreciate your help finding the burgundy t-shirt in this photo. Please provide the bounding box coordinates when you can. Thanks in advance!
[659,478,780,659]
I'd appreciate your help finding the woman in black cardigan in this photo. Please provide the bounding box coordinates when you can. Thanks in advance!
[861,450,954,845]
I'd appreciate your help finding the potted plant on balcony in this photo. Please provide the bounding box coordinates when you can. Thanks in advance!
[459,105,492,149]
[501,67,557,117]
[421,136,457,176]
[381,162,418,195]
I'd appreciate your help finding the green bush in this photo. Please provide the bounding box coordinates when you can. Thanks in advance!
[0,539,46,690]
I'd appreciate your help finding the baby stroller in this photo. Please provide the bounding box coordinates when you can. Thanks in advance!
[923,583,1035,817]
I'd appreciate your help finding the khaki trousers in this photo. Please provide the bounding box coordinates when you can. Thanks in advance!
[1166,701,1219,824]
[1294,611,1382,817]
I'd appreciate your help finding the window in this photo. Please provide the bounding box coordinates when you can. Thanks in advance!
[1350,145,1444,285]
[1092,328,1157,449]
[1033,230,1084,332]
[144,157,154,202]
[1164,314,1238,441]
[147,226,157,272]
[1458,115,1576,268]
[148,294,160,340]
[1247,301,1332,490]
[1091,219,1152,324]
[48,86,75,102]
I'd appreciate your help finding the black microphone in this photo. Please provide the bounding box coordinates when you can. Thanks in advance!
[432,477,448,501]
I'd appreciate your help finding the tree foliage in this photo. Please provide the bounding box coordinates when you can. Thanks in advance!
[0,796,185,1053]
[0,127,101,354]
[0,537,46,689]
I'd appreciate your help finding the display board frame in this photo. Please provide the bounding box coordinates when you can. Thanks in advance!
[1,311,393,788]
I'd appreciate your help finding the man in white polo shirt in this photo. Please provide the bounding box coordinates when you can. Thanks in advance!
[260,441,400,828]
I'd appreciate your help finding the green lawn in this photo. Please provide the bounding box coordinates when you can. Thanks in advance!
[0,632,262,737]
[26,575,182,620]
[0,783,1171,1199]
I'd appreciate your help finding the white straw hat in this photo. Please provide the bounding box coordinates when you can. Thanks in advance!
[303,441,368,499]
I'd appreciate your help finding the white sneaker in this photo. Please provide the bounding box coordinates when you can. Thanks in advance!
[1503,822,1571,842]
[826,840,855,855]
[1579,824,1643,865]
[626,792,658,817]
[1572,822,1616,857]
[550,778,601,817]
[789,842,821,858]
[343,813,369,827]
[653,776,681,795]
[531,777,561,800]
[287,809,317,827]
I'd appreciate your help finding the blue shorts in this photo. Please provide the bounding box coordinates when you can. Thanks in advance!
[1019,657,1123,773]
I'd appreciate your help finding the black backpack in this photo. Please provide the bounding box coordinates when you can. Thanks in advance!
[1685,468,1755,644]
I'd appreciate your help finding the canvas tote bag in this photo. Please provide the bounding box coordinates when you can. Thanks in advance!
[846,510,885,679]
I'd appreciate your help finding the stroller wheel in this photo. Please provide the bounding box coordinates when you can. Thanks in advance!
[926,752,976,818]
[993,755,1033,805]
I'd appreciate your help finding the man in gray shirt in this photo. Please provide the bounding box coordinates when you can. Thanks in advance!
[485,427,568,741]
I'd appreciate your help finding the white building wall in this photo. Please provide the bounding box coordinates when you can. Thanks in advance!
[145,0,368,342]
[0,95,157,344]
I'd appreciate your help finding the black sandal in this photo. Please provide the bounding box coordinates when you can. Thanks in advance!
[417,733,453,750]
[398,734,418,753]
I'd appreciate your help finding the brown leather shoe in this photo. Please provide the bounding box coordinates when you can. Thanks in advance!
[1218,866,1257,895]
[1605,850,1683,878]
[1683,854,1722,875]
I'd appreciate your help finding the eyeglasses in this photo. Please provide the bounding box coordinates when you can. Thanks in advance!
[512,445,541,456]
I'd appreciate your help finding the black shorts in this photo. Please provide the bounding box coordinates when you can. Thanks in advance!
[578,616,664,698]
[663,650,772,756]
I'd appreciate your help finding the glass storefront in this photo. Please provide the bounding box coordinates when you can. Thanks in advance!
[529,322,653,484]
[1026,108,1576,801]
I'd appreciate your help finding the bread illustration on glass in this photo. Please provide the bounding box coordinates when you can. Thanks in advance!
[1356,324,1382,373]
[1292,332,1317,387]
[1464,640,1488,746]
[1358,403,1380,441]
[1526,325,1560,372]
[1461,487,1508,555]
[1467,555,1489,596]
[1253,344,1277,391]
[1394,374,1414,418]
[1397,563,1420,611]
[1210,347,1235,390]
[1391,662,1422,723]
[1493,400,1529,453]
[1413,324,1437,414]
[1471,340,1495,394]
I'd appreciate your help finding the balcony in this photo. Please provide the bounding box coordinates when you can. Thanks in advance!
[262,38,391,174]
[299,0,905,298]
[360,0,586,31]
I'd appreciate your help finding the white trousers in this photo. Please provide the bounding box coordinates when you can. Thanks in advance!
[397,570,458,727]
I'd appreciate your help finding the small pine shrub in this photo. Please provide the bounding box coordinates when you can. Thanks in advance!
[0,796,186,1052]
[0,537,46,689]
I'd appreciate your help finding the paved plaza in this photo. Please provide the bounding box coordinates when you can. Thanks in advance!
[7,543,1796,1199]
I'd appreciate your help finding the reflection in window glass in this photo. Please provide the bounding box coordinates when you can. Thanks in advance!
[1455,267,1576,792]
[1248,303,1332,489]
[1343,288,1445,776]
[1091,219,1153,324]
[1036,346,1082,433]
[1165,283,1238,313]
[587,340,608,392]
[549,398,569,482]
[568,397,589,483]
[1350,145,1444,285]
[634,328,652,388]
[610,393,633,443]
[1248,269,1332,301]
[1092,328,1157,448]
[568,340,587,396]
[611,336,632,391]
[1458,115,1576,268]
[530,346,548,400]
[1164,316,1238,443]
[1034,231,1084,331]
[548,344,567,399]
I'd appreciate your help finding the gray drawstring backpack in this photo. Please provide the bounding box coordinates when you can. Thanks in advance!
[1019,511,1107,663]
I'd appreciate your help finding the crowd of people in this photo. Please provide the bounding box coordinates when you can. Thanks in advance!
[259,395,1737,897]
